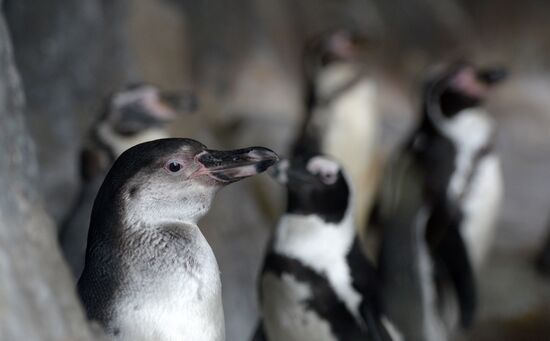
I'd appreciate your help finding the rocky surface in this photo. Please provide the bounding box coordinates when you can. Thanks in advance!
[0,11,95,340]
[4,0,131,224]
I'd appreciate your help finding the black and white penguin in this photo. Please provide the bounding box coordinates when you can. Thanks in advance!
[77,138,278,341]
[59,84,196,278]
[295,29,380,231]
[253,154,400,341]
[376,62,507,339]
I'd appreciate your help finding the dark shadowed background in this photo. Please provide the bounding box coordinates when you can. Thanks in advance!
[1,0,550,340]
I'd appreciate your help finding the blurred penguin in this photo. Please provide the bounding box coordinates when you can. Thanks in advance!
[376,62,507,339]
[294,29,380,233]
[59,83,197,278]
[377,153,447,341]
[253,154,401,341]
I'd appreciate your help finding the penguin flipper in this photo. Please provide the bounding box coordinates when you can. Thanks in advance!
[436,226,477,328]
[250,321,267,341]
[362,308,396,341]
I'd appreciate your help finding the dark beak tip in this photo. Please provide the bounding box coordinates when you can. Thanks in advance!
[249,147,279,163]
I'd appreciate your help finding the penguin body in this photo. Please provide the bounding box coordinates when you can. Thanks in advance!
[440,108,503,266]
[377,153,448,341]
[256,155,398,341]
[59,84,196,278]
[296,30,380,231]
[376,62,507,339]
[77,138,278,341]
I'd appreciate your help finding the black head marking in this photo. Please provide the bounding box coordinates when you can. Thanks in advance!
[423,62,507,118]
[275,154,350,224]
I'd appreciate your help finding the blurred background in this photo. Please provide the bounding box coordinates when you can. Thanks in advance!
[1,0,550,340]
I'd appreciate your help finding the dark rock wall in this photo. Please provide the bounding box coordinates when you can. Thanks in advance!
[4,0,132,223]
[0,10,95,340]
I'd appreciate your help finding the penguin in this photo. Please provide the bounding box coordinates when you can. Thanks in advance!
[253,153,401,341]
[377,153,448,341]
[375,62,507,339]
[294,29,380,233]
[59,83,197,278]
[77,138,279,341]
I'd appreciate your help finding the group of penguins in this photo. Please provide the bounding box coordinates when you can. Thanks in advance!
[55,29,550,341]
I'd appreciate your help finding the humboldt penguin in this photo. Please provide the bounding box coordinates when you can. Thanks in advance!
[253,154,401,341]
[59,83,196,278]
[376,62,507,340]
[294,29,380,232]
[77,138,278,341]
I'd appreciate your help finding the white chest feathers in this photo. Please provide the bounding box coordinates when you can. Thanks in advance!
[314,66,378,179]
[270,213,363,323]
[460,155,503,267]
[441,108,494,199]
[440,108,503,267]
[261,272,338,341]
[109,228,225,341]
[97,122,170,157]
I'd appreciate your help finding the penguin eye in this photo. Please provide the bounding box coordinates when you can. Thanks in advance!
[319,172,338,185]
[165,160,183,174]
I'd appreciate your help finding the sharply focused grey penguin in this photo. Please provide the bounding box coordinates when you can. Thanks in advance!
[294,29,380,232]
[253,153,401,341]
[60,83,196,278]
[77,138,278,341]
[376,62,507,340]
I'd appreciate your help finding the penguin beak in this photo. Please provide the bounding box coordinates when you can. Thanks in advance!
[269,158,316,186]
[195,147,279,183]
[159,90,198,114]
[477,67,508,86]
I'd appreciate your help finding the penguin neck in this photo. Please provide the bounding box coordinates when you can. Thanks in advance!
[95,121,170,159]
[272,206,365,322]
[422,93,494,144]
[120,186,216,230]
[273,204,356,264]
[314,62,364,100]
[305,63,377,168]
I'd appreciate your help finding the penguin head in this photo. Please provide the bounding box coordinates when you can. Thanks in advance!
[305,29,368,69]
[271,154,351,224]
[304,29,371,101]
[93,138,278,226]
[424,62,507,118]
[101,83,197,137]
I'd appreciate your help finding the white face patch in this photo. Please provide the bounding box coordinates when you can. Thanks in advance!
[307,156,340,185]
[122,169,219,228]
